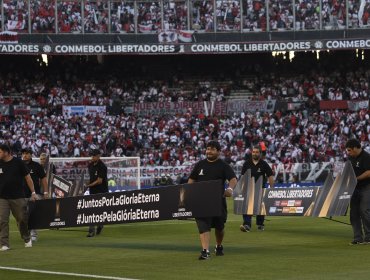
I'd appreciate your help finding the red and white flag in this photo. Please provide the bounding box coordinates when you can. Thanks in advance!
[7,20,25,31]
[138,24,152,33]
[178,30,194,43]
[0,31,19,43]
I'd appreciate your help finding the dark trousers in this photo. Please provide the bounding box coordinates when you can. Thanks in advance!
[242,214,265,227]
[89,225,104,233]
[350,185,370,242]
[0,198,31,247]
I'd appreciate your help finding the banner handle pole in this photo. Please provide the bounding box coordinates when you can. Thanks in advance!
[322,216,351,226]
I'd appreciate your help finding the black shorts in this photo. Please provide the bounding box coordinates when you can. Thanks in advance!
[195,208,227,234]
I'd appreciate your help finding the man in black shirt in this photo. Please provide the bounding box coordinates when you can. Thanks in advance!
[22,148,48,242]
[345,139,370,245]
[0,144,37,251]
[39,152,56,176]
[22,148,48,199]
[86,149,108,237]
[240,146,274,232]
[188,140,237,260]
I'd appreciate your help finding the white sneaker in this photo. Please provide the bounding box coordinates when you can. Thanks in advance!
[1,245,10,251]
[31,236,37,242]
[25,240,32,248]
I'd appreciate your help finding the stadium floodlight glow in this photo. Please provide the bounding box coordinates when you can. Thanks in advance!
[41,54,48,66]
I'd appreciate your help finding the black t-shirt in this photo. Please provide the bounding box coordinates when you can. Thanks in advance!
[189,158,236,207]
[88,160,108,194]
[349,150,370,188]
[241,158,273,187]
[0,157,29,199]
[24,160,46,196]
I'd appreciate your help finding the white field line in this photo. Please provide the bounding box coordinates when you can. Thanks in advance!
[0,266,138,280]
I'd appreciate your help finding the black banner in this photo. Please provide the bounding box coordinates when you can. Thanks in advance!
[313,161,356,217]
[1,39,370,55]
[262,187,319,216]
[233,171,248,215]
[29,180,223,229]
[233,170,264,216]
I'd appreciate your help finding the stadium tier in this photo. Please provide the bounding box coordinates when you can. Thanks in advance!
[0,51,369,187]
[0,0,370,54]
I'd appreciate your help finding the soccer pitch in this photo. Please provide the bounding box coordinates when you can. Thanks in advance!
[1,200,370,280]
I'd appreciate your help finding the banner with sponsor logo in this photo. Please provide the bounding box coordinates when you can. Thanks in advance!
[62,105,106,117]
[234,162,357,217]
[29,180,223,229]
[1,39,370,55]
[262,187,319,216]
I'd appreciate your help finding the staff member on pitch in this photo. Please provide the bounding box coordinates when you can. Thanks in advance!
[0,144,37,251]
[345,139,370,245]
[21,148,48,242]
[188,140,237,260]
[240,145,274,232]
[86,149,108,237]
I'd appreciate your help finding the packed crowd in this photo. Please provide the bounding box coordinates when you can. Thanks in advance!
[2,0,369,33]
[1,53,369,108]
[1,107,369,166]
[0,53,369,168]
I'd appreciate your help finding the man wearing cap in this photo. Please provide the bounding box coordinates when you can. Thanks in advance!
[86,149,108,237]
[21,148,48,242]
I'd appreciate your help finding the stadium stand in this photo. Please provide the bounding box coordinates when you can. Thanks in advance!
[0,52,369,173]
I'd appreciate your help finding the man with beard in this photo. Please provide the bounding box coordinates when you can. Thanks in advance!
[345,139,370,245]
[188,140,237,260]
[240,145,274,232]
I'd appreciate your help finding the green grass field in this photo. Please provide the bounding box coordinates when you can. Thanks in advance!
[1,199,370,280]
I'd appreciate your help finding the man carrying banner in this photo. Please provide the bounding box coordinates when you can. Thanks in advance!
[345,139,370,245]
[22,148,48,241]
[240,145,274,232]
[0,144,37,251]
[188,140,237,260]
[40,152,56,175]
[86,149,108,237]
